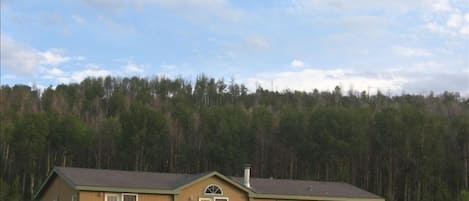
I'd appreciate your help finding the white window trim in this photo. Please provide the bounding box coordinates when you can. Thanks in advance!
[122,193,138,201]
[71,193,78,201]
[204,184,223,195]
[105,193,120,201]
[199,198,212,201]
[214,196,229,201]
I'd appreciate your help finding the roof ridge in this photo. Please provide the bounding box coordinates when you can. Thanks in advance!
[55,166,195,176]
[57,167,356,187]
[232,175,351,184]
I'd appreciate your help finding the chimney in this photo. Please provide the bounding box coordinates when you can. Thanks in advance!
[243,164,251,188]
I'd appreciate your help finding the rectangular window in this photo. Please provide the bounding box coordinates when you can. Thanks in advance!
[105,193,120,201]
[199,198,212,201]
[71,193,78,201]
[122,193,138,201]
[214,197,229,201]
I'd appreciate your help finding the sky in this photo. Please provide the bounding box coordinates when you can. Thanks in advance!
[1,0,468,95]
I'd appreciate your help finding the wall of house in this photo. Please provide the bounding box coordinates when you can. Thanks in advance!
[178,176,249,201]
[39,176,76,201]
[79,191,173,201]
[79,191,102,201]
[139,193,172,201]
[251,198,276,201]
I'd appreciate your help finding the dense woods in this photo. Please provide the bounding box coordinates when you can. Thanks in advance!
[0,75,468,201]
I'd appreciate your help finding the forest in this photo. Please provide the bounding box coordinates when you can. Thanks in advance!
[0,75,468,201]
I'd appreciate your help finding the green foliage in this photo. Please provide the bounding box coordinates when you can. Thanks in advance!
[12,113,48,170]
[460,191,469,201]
[120,103,169,170]
[0,177,22,201]
[1,76,468,201]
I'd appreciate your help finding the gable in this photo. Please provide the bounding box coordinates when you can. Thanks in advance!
[35,174,76,201]
[178,174,250,201]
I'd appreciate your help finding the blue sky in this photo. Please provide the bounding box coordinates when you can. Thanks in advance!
[1,0,468,95]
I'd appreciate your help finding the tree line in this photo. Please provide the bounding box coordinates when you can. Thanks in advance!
[0,75,468,201]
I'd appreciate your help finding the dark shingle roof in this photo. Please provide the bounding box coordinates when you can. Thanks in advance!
[232,177,381,199]
[53,167,382,199]
[56,167,209,190]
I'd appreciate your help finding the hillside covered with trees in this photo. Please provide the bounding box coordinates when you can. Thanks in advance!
[0,76,468,201]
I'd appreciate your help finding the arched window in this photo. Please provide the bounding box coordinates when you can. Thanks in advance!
[204,184,223,195]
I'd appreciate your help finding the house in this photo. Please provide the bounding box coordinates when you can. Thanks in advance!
[34,166,384,201]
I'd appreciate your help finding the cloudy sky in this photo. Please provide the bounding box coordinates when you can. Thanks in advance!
[1,0,468,95]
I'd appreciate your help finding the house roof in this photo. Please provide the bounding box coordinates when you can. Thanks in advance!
[231,177,382,199]
[55,167,209,190]
[35,167,383,201]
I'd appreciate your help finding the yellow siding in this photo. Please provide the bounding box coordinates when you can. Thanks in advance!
[39,176,76,201]
[79,191,102,201]
[79,191,173,201]
[252,199,276,201]
[179,176,249,201]
[253,199,306,201]
[139,193,172,201]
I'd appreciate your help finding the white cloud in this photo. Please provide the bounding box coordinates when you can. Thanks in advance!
[289,0,452,13]
[392,46,433,57]
[427,15,469,37]
[424,3,469,37]
[48,67,65,76]
[447,13,463,27]
[124,62,145,73]
[290,59,305,68]
[39,49,71,65]
[386,61,446,74]
[461,26,469,35]
[40,66,113,84]
[38,49,84,65]
[377,62,467,95]
[459,13,469,35]
[0,34,41,75]
[426,22,449,34]
[244,63,468,95]
[245,68,406,94]
[41,67,66,80]
[71,69,111,82]
[430,0,452,12]
[292,0,465,39]
[0,34,86,78]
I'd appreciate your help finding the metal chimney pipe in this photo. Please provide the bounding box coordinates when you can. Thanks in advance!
[243,164,251,188]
